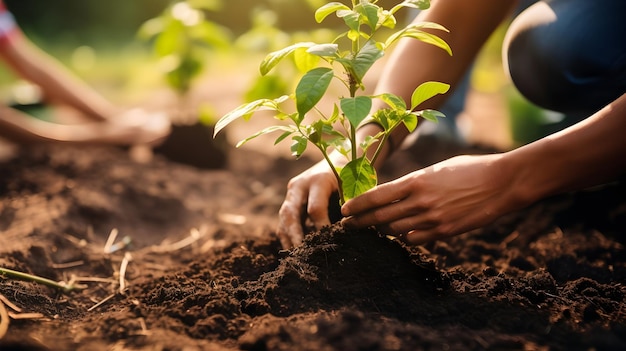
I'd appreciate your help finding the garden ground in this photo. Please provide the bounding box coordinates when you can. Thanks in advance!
[0,124,625,350]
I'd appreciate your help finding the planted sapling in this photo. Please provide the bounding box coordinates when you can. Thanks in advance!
[215,0,452,204]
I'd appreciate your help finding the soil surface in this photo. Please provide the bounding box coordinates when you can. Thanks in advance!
[0,134,625,351]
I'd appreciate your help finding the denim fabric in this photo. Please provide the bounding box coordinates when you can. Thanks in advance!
[505,0,626,115]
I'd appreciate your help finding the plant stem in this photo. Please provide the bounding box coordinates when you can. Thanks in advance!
[0,267,78,293]
[315,143,345,204]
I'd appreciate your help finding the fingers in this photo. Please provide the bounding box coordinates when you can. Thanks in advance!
[307,183,331,230]
[400,229,444,246]
[276,164,338,249]
[341,177,408,217]
[342,188,425,230]
[277,186,306,249]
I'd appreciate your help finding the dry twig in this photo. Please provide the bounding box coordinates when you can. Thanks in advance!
[119,252,132,294]
[0,299,8,340]
[87,293,117,312]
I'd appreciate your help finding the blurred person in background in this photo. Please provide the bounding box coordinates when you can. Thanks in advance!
[0,0,170,145]
[276,0,626,249]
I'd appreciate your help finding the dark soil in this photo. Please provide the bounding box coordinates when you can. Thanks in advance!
[0,135,625,351]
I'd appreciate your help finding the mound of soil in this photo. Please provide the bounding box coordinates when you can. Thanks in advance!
[0,137,625,351]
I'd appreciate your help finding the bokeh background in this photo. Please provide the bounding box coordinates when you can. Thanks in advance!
[0,0,559,156]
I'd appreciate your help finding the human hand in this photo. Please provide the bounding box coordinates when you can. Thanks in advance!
[341,154,525,245]
[277,160,339,249]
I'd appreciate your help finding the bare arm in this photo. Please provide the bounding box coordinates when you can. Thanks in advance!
[507,93,626,206]
[276,0,519,248]
[0,33,118,121]
[342,93,626,244]
[368,0,518,160]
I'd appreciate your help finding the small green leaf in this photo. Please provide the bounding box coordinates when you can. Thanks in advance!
[377,93,407,110]
[410,81,450,110]
[350,40,384,82]
[307,43,339,58]
[294,47,320,73]
[390,0,431,15]
[419,109,445,123]
[340,96,372,128]
[275,130,293,145]
[379,10,397,29]
[384,23,451,56]
[296,67,334,117]
[355,2,379,30]
[214,97,284,137]
[235,125,293,148]
[260,42,315,75]
[402,112,419,132]
[315,2,351,23]
[360,135,380,151]
[339,10,360,33]
[291,135,308,158]
[340,157,377,201]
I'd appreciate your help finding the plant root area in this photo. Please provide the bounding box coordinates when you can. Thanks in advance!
[0,137,625,351]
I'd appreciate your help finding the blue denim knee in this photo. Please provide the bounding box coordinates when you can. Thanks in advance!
[504,0,626,115]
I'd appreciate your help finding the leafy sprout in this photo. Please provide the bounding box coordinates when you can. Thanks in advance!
[215,0,452,204]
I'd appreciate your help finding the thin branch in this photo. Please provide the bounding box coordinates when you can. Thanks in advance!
[0,300,8,340]
[148,227,207,253]
[8,312,45,320]
[0,294,20,312]
[119,253,132,295]
[87,293,116,312]
[52,261,85,269]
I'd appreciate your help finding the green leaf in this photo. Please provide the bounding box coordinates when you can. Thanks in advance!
[294,47,320,73]
[315,2,350,23]
[408,0,431,10]
[379,10,397,29]
[410,81,450,110]
[350,40,384,82]
[402,112,419,132]
[291,135,309,158]
[340,96,372,128]
[340,157,377,201]
[235,125,293,147]
[384,23,451,56]
[295,67,334,117]
[275,130,293,145]
[390,0,431,14]
[377,92,407,110]
[419,109,445,123]
[214,97,283,137]
[307,43,339,58]
[339,10,360,33]
[355,2,379,30]
[260,42,315,75]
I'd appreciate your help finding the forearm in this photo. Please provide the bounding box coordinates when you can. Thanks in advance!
[366,0,518,164]
[0,106,95,143]
[504,93,626,205]
[0,37,118,121]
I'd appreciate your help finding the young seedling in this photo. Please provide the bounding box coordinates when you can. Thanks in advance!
[138,0,231,123]
[214,0,452,204]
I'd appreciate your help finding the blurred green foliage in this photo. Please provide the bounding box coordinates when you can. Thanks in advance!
[4,0,171,46]
[138,0,231,95]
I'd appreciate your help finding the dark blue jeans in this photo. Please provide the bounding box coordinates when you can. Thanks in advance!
[504,0,626,116]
